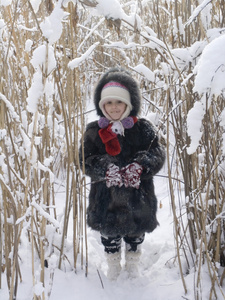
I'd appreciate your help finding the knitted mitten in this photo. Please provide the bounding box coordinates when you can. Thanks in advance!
[106,164,123,188]
[121,162,143,189]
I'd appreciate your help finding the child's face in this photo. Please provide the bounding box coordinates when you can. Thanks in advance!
[104,100,127,120]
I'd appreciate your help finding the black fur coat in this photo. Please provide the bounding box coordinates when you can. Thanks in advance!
[79,68,165,237]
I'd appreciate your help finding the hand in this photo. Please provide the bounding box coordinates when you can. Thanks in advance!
[106,164,123,188]
[121,162,143,189]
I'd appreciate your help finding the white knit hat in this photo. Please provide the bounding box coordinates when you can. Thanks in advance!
[99,81,132,120]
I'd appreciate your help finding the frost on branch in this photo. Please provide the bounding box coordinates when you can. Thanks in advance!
[95,0,124,20]
[78,0,132,33]
[40,2,69,45]
[187,99,205,154]
[187,34,225,154]
[185,0,212,27]
[68,42,99,69]
[133,64,155,82]
[193,34,225,96]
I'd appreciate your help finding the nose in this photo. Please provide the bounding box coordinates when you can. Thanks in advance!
[111,102,118,108]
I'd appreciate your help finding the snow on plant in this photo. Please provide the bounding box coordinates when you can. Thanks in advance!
[187,34,225,154]
[94,0,124,20]
[186,99,205,155]
[133,64,155,82]
[40,2,69,45]
[31,44,56,74]
[185,0,213,27]
[194,34,225,96]
[0,0,225,299]
[0,0,11,6]
[26,72,44,114]
[68,42,100,69]
[29,0,42,13]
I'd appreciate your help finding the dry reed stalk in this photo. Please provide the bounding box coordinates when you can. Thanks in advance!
[3,0,84,295]
[31,205,37,300]
[57,87,71,270]
[79,96,88,275]
[166,85,187,294]
[0,191,2,290]
[0,91,5,291]
[74,75,84,270]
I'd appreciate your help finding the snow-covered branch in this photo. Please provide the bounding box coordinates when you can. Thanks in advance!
[185,0,213,27]
[68,42,99,69]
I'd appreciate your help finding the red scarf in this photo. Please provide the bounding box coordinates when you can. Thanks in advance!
[98,117,137,156]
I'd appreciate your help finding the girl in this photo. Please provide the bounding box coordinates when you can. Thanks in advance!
[79,68,165,280]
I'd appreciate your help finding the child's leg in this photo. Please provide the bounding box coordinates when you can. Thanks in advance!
[123,234,145,277]
[123,234,145,252]
[101,235,122,253]
[101,235,122,280]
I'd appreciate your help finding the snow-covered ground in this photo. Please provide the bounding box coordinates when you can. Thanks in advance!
[1,165,225,299]
[0,173,187,300]
[49,174,184,300]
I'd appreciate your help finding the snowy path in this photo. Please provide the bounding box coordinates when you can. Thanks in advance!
[0,175,197,300]
[49,175,189,300]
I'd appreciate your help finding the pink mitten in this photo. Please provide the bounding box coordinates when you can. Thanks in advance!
[106,164,123,188]
[121,162,143,189]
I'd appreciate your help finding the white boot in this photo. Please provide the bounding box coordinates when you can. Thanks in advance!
[106,251,122,280]
[125,246,141,278]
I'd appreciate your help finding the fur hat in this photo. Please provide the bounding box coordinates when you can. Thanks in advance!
[94,67,141,119]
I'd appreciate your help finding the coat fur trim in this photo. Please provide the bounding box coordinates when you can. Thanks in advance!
[94,68,141,118]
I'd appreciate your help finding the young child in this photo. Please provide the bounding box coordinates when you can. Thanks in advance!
[79,67,165,280]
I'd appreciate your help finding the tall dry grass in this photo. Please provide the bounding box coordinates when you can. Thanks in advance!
[0,0,225,299]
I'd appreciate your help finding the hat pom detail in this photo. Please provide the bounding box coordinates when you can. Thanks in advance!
[98,117,110,128]
[121,116,134,129]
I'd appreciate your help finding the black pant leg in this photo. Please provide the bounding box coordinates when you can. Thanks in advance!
[123,234,145,252]
[101,235,122,253]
